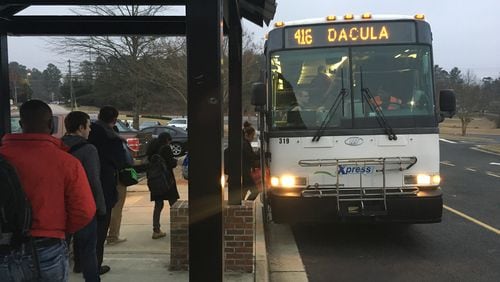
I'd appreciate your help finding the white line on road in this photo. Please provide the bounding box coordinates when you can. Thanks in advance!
[440,138,457,144]
[486,171,500,178]
[465,167,477,172]
[440,161,456,167]
[490,162,500,166]
[444,205,500,235]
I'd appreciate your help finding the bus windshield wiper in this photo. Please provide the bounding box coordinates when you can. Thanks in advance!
[359,67,397,140]
[312,68,348,142]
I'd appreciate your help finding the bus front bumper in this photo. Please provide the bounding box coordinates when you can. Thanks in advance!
[268,188,442,224]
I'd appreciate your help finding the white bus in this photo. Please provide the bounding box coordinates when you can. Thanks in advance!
[252,14,456,223]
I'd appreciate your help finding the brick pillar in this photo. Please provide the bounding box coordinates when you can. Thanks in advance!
[224,200,255,273]
[169,200,256,272]
[170,200,189,270]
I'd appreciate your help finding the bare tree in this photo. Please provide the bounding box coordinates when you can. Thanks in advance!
[455,69,481,136]
[52,5,168,128]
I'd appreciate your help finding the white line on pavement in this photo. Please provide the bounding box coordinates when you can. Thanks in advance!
[440,161,456,167]
[444,205,500,235]
[465,167,477,172]
[490,162,500,166]
[439,138,457,144]
[486,171,500,178]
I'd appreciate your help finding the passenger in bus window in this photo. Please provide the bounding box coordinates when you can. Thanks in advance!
[371,87,402,111]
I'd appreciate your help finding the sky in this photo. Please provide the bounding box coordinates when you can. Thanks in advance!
[8,0,500,80]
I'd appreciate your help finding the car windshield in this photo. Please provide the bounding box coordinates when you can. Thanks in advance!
[270,45,435,130]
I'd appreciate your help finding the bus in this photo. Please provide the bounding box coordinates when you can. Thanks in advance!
[252,14,456,224]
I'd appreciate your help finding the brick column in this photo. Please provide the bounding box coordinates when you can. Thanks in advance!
[224,201,255,273]
[170,200,189,270]
[169,200,256,273]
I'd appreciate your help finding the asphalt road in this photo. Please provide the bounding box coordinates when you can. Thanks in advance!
[288,140,500,282]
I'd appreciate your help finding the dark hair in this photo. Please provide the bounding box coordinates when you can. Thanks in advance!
[243,121,252,128]
[243,126,255,136]
[65,111,90,133]
[146,132,172,158]
[98,106,119,123]
[19,99,53,133]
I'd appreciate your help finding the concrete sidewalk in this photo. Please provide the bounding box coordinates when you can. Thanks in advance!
[69,175,260,281]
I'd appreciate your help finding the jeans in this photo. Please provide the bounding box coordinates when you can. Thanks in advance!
[73,217,99,282]
[0,239,69,282]
[153,200,164,232]
[108,183,127,241]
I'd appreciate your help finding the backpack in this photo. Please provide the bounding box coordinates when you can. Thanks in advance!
[147,154,172,196]
[0,154,32,247]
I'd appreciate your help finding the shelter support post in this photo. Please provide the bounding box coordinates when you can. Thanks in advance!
[0,34,10,137]
[186,0,224,281]
[228,0,243,205]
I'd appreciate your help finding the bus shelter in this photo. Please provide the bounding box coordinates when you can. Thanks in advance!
[0,1,275,281]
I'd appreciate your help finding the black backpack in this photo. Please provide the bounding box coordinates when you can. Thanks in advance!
[147,154,172,196]
[0,154,32,247]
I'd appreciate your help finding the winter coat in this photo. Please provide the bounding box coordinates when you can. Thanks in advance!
[242,139,259,187]
[88,120,127,209]
[62,134,107,216]
[147,142,179,205]
[0,134,96,238]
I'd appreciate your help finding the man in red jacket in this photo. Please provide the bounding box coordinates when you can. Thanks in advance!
[0,100,95,281]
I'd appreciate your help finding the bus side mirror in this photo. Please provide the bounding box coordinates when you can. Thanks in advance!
[251,82,266,106]
[439,89,456,119]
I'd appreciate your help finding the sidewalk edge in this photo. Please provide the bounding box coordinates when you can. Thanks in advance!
[255,201,269,282]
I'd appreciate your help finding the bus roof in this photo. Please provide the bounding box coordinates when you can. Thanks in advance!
[280,14,422,28]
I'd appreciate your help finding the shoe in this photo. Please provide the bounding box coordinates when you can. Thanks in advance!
[99,265,111,275]
[152,230,166,239]
[107,237,127,245]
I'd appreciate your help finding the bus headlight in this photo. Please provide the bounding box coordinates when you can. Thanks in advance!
[280,175,296,188]
[404,174,440,186]
[270,175,298,188]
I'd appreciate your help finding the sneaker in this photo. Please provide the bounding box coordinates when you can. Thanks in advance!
[99,265,111,275]
[107,237,127,245]
[152,230,166,239]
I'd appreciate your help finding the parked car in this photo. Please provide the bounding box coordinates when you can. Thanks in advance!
[139,121,160,130]
[10,105,69,138]
[168,118,188,131]
[140,126,188,157]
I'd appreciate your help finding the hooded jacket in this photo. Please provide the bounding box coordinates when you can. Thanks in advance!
[62,134,107,216]
[0,134,96,239]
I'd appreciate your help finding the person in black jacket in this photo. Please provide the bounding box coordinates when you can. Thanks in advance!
[242,126,260,201]
[146,132,180,239]
[87,106,127,275]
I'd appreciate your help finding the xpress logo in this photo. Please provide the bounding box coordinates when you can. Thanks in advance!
[338,165,375,175]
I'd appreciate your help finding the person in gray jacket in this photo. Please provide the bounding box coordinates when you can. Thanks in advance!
[62,111,106,281]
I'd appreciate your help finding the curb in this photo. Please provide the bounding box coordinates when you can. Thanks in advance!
[255,201,269,282]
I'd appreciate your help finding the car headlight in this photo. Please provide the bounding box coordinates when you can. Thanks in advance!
[404,174,440,186]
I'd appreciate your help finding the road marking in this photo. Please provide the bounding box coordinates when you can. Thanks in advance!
[465,167,477,172]
[444,205,500,235]
[440,161,456,167]
[471,146,500,156]
[439,138,457,144]
[486,171,500,178]
[490,162,500,166]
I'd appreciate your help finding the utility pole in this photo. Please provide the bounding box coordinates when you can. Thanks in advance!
[68,59,75,110]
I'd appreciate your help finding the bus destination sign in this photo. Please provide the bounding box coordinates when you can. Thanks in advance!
[285,21,416,48]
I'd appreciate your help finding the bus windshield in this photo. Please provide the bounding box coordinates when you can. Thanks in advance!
[270,45,435,130]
